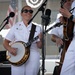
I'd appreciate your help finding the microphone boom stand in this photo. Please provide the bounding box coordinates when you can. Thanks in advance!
[0,20,8,31]
[27,0,48,75]
[41,5,47,75]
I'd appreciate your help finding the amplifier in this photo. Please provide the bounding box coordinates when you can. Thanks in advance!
[0,51,7,62]
[0,64,11,75]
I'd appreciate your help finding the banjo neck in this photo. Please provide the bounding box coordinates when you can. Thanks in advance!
[25,36,39,47]
[25,23,62,47]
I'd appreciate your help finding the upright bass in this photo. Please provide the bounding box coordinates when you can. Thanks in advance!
[59,0,74,74]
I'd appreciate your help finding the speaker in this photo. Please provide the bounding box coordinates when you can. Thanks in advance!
[0,65,11,75]
[0,51,7,62]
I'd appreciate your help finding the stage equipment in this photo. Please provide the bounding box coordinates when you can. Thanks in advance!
[0,12,15,31]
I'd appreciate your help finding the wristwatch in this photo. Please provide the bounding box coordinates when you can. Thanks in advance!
[69,15,75,21]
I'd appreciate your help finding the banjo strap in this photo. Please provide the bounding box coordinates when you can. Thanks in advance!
[28,23,36,46]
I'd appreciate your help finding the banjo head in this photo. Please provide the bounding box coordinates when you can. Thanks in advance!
[6,41,30,66]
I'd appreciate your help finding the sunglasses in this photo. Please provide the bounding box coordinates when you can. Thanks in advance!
[22,9,33,14]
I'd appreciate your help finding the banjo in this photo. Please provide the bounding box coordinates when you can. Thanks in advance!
[6,35,39,66]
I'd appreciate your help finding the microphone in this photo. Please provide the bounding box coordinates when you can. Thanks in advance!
[41,9,51,26]
[45,9,51,17]
[45,9,51,25]
[3,12,15,22]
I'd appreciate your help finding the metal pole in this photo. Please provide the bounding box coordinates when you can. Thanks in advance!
[17,0,22,21]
